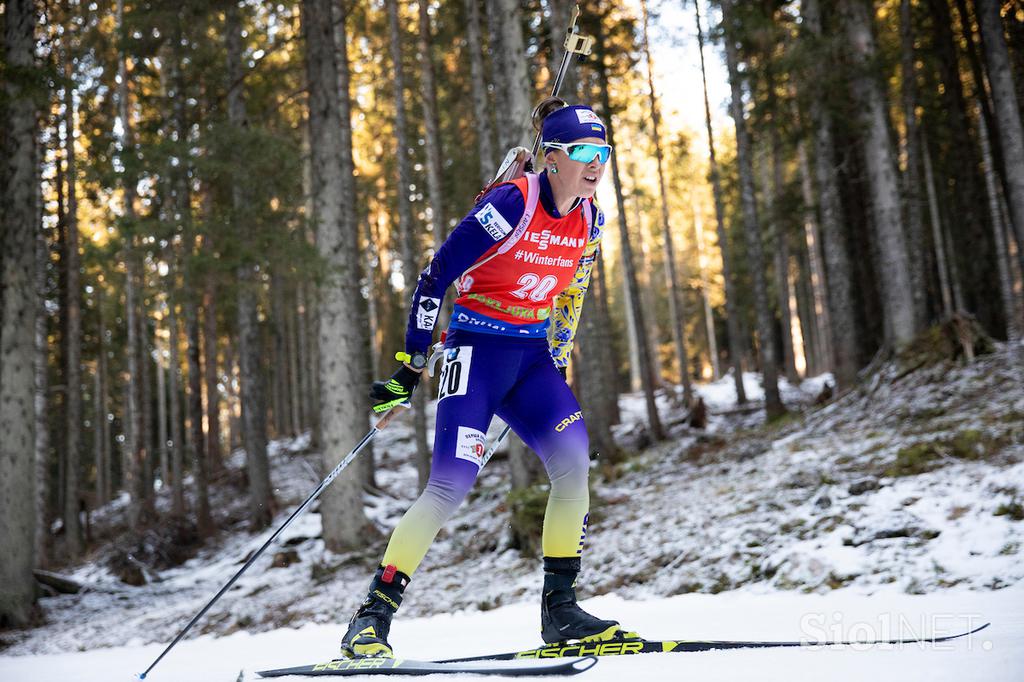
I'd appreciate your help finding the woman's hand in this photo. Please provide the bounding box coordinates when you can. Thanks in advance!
[370,364,422,413]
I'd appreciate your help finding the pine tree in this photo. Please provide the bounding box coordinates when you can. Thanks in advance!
[303,0,369,551]
[696,0,747,403]
[976,0,1024,274]
[720,0,784,418]
[0,0,40,627]
[227,2,273,530]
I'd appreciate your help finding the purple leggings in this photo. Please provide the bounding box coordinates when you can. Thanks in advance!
[380,330,591,574]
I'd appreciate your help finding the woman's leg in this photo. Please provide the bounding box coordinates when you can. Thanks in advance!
[497,357,591,558]
[497,354,626,643]
[381,340,520,576]
[342,338,521,657]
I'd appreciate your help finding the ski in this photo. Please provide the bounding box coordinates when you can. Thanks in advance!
[437,622,991,662]
[256,655,597,677]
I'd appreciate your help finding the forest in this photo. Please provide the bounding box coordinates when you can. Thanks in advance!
[2,0,1023,641]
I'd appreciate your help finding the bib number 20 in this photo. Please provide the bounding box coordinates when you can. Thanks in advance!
[438,346,473,401]
[510,273,558,302]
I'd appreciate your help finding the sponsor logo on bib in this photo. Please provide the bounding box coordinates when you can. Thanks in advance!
[475,202,514,241]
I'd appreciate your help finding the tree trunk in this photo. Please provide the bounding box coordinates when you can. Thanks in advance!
[900,0,929,328]
[696,0,746,403]
[418,0,452,337]
[96,286,112,505]
[595,42,663,442]
[840,0,917,348]
[185,293,213,535]
[641,0,693,403]
[977,101,1023,340]
[720,0,785,418]
[386,0,431,490]
[0,0,39,625]
[591,250,621,424]
[62,63,83,558]
[419,0,446,248]
[976,0,1024,273]
[222,334,240,452]
[546,0,577,97]
[627,175,664,391]
[156,349,169,488]
[331,0,375,488]
[237,273,273,529]
[488,0,532,149]
[227,3,274,531]
[801,0,860,389]
[55,153,67,525]
[35,230,52,569]
[927,0,1000,332]
[202,257,221,470]
[303,0,370,550]
[763,63,800,384]
[464,0,496,184]
[116,0,147,528]
[692,208,721,380]
[922,130,956,316]
[167,297,186,517]
[286,285,303,434]
[762,150,800,384]
[124,227,145,523]
[622,266,642,392]
[296,282,311,433]
[954,0,1010,208]
[795,138,833,375]
[573,272,620,461]
[270,273,288,436]
[793,246,820,376]
[140,299,156,508]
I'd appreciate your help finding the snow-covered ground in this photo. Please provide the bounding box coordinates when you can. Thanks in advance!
[1,588,1020,681]
[1,343,1022,680]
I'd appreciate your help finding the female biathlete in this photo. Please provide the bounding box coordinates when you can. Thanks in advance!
[341,98,632,658]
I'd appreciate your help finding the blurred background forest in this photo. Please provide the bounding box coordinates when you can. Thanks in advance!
[1,0,1022,629]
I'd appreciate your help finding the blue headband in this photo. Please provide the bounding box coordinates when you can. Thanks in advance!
[541,105,607,145]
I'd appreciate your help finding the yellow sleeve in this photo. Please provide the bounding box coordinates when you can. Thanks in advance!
[549,204,605,367]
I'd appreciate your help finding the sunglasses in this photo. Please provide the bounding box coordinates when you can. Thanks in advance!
[543,142,613,164]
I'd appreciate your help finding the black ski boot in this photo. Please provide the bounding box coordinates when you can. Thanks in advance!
[340,564,410,658]
[540,557,632,644]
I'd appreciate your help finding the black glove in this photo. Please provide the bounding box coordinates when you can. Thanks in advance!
[370,365,421,413]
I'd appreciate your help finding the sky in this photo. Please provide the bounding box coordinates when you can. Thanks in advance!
[593,0,733,212]
[641,0,732,153]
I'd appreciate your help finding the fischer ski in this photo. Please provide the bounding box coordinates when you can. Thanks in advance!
[256,655,597,678]
[437,622,992,662]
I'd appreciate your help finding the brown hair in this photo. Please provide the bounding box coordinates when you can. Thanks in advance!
[531,96,567,133]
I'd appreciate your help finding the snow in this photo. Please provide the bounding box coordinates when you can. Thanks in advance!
[2,344,1023,680]
[0,588,1020,681]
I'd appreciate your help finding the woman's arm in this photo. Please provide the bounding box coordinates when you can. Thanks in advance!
[405,184,525,353]
[549,203,605,368]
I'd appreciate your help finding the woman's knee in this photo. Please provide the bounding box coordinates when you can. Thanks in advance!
[421,468,476,515]
[543,445,591,491]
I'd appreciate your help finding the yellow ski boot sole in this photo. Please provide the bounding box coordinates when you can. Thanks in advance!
[578,625,641,643]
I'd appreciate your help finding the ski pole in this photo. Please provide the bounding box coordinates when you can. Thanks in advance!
[527,4,594,159]
[137,405,408,680]
[480,424,512,469]
[487,4,594,186]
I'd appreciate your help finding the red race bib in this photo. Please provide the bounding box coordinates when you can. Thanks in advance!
[456,175,591,326]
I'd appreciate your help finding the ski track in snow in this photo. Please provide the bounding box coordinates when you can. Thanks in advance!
[0,589,1020,681]
[1,344,1023,680]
